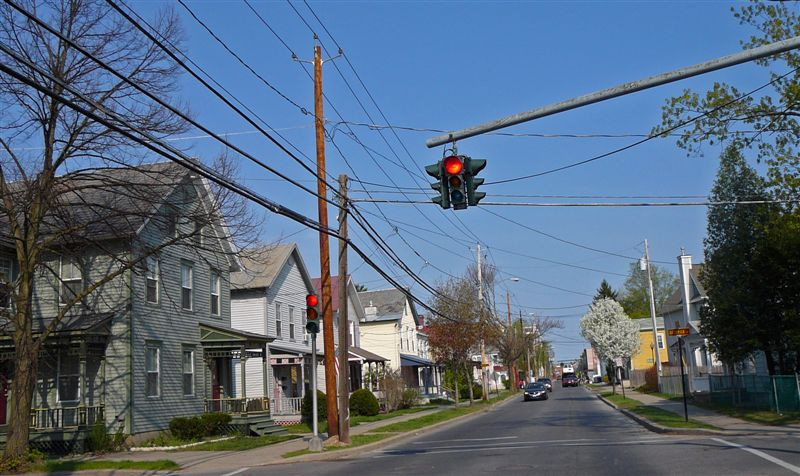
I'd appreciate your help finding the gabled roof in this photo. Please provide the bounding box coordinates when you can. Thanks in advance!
[635,316,664,331]
[310,275,366,321]
[661,264,706,314]
[230,243,314,292]
[359,288,419,325]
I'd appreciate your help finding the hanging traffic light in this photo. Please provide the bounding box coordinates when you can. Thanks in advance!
[425,161,450,209]
[305,293,320,334]
[444,155,468,210]
[465,157,487,206]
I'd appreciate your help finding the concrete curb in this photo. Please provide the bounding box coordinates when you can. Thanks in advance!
[593,392,753,437]
[267,393,519,465]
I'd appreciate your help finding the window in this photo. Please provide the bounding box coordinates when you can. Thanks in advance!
[57,353,79,402]
[657,334,664,349]
[349,321,354,346]
[275,302,282,337]
[145,344,160,397]
[166,210,177,237]
[289,305,295,340]
[0,257,11,308]
[181,262,193,310]
[182,348,194,396]
[60,256,82,305]
[210,271,220,316]
[145,257,158,304]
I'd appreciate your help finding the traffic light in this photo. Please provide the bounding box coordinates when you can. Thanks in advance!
[305,293,320,334]
[443,155,468,210]
[425,161,450,209]
[465,157,487,206]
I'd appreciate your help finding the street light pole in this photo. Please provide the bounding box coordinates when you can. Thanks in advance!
[644,239,662,386]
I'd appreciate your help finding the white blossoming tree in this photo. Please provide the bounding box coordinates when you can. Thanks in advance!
[580,298,640,394]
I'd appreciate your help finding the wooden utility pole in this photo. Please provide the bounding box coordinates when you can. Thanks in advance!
[507,289,516,389]
[314,44,338,437]
[337,174,350,443]
[477,244,488,400]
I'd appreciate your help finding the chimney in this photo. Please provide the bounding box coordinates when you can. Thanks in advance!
[417,315,425,329]
[678,252,693,323]
[365,300,377,319]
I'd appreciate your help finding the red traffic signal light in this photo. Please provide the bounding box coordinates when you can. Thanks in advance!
[306,293,319,321]
[306,294,319,307]
[443,155,463,175]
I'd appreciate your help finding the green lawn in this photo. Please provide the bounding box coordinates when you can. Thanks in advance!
[282,433,392,459]
[33,460,179,472]
[690,400,800,426]
[285,407,428,434]
[185,434,299,451]
[601,392,719,430]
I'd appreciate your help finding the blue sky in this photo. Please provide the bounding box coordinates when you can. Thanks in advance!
[132,0,775,361]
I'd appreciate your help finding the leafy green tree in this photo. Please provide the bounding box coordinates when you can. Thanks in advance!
[618,262,679,319]
[354,283,368,292]
[594,279,618,302]
[700,146,779,371]
[654,1,800,197]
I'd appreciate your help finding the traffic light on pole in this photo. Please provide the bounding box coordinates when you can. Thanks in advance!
[465,157,487,206]
[425,161,450,209]
[443,155,468,210]
[305,293,320,334]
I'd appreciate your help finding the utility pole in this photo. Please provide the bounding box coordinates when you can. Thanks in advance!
[507,290,516,388]
[308,333,322,451]
[313,43,338,437]
[337,174,350,444]
[644,239,662,386]
[477,244,488,400]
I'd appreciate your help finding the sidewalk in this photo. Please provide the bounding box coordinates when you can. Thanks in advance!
[604,386,800,435]
[95,406,448,473]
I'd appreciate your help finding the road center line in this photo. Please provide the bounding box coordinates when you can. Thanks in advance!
[711,438,800,475]
[412,436,518,444]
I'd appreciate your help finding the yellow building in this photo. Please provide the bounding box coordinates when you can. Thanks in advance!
[631,316,669,370]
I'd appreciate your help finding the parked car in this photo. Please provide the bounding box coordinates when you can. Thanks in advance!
[537,378,553,392]
[562,373,579,387]
[523,382,549,401]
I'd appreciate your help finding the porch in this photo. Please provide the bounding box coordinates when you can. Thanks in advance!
[400,353,443,397]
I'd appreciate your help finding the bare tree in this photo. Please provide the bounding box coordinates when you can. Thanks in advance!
[0,1,258,458]
[492,315,562,390]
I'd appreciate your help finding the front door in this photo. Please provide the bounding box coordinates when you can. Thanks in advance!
[211,358,222,411]
[0,373,8,425]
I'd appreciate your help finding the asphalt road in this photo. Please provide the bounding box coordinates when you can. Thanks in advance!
[217,386,800,476]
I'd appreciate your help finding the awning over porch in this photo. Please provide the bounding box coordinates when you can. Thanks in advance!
[199,323,273,351]
[349,346,388,363]
[400,353,435,367]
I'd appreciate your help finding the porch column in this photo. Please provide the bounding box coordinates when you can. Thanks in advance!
[262,344,268,399]
[300,355,305,397]
[79,343,87,407]
[240,346,247,404]
[100,354,106,406]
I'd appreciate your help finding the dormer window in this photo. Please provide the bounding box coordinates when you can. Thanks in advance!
[60,256,82,305]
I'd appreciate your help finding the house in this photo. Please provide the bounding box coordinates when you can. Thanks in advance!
[662,253,768,394]
[0,162,279,450]
[627,317,668,388]
[310,276,388,393]
[582,347,602,380]
[357,288,442,396]
[230,244,325,419]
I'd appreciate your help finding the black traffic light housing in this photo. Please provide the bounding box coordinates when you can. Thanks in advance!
[426,153,487,210]
[465,158,487,206]
[425,162,450,209]
[443,155,468,210]
[305,293,320,334]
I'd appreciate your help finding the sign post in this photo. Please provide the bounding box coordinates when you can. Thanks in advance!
[308,332,322,452]
[669,329,691,423]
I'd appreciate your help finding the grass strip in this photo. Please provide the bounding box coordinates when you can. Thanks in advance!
[285,407,430,434]
[690,401,800,426]
[601,392,719,430]
[282,433,392,459]
[34,460,179,472]
[185,434,299,451]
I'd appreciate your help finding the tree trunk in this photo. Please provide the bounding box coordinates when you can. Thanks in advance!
[764,348,776,376]
[453,366,459,405]
[5,337,36,458]
[466,364,474,405]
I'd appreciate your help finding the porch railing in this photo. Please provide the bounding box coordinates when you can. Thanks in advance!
[29,405,104,430]
[270,397,302,415]
[204,397,269,415]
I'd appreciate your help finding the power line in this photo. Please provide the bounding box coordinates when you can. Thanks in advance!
[349,198,800,207]
[485,66,800,186]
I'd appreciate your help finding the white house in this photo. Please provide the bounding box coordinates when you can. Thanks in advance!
[358,288,442,396]
[230,244,325,417]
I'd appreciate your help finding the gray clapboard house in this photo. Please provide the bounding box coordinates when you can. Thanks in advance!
[0,162,280,450]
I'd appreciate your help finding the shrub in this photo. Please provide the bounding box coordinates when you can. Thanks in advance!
[399,388,420,409]
[200,412,232,436]
[169,416,205,441]
[88,421,126,453]
[0,450,44,473]
[381,369,405,412]
[502,377,511,390]
[472,384,483,400]
[428,397,454,405]
[301,390,327,423]
[349,389,379,416]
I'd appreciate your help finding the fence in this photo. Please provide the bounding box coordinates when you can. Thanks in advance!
[708,374,800,413]
[659,374,689,397]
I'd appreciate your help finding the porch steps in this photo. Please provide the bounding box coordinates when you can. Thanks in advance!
[230,414,288,437]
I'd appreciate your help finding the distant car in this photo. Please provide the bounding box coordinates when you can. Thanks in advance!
[537,378,553,392]
[523,382,549,401]
[562,373,579,387]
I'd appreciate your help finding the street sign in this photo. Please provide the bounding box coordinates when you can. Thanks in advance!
[668,328,690,337]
